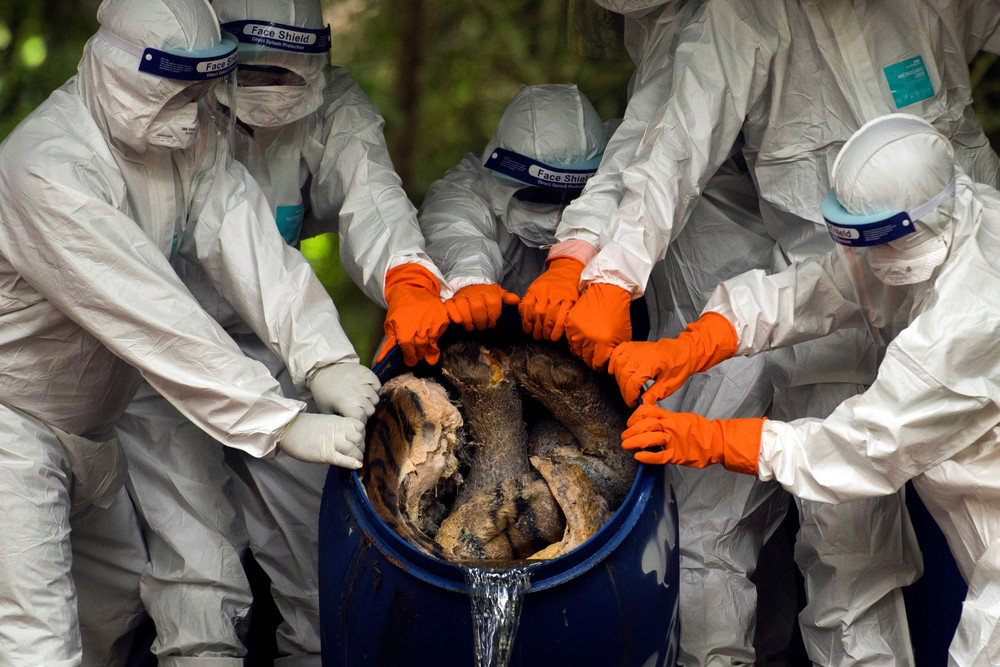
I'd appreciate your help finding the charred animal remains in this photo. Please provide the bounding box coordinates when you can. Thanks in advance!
[362,338,638,565]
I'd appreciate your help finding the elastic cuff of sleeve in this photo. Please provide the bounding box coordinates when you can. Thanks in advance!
[580,274,643,299]
[270,410,306,460]
[547,239,598,266]
[583,280,634,301]
[447,276,496,293]
[754,419,779,481]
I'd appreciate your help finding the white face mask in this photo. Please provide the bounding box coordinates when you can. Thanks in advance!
[146,102,199,151]
[235,86,322,128]
[867,233,948,286]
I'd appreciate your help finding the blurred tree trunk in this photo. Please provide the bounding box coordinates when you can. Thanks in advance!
[566,0,627,60]
[391,0,425,198]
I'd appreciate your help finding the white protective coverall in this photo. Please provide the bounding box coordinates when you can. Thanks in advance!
[703,113,1000,666]
[419,83,608,296]
[0,0,364,665]
[557,1,1000,664]
[558,1,918,664]
[115,0,445,663]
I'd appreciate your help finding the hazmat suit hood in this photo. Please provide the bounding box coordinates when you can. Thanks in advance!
[832,114,957,228]
[215,0,328,128]
[481,83,606,247]
[825,113,970,346]
[830,113,961,281]
[77,0,230,156]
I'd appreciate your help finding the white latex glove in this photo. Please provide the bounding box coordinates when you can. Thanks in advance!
[278,412,366,469]
[308,362,381,421]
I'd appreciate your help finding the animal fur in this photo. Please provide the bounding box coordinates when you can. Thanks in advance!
[509,342,638,505]
[361,373,463,556]
[440,340,530,506]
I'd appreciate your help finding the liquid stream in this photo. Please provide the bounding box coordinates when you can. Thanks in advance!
[465,565,531,667]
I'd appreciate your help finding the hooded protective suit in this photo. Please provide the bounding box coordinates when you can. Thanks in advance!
[419,83,608,297]
[543,2,922,664]
[214,0,445,302]
[114,0,420,663]
[687,113,1000,666]
[0,0,366,663]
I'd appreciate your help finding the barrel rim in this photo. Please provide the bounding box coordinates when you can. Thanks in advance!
[343,462,653,593]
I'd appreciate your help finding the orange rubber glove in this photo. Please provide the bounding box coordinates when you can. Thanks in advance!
[444,283,520,332]
[376,263,450,366]
[620,403,763,474]
[518,256,585,341]
[564,282,632,371]
[609,311,738,407]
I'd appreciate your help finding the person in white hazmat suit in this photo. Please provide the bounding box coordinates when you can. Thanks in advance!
[417,83,607,328]
[0,0,379,665]
[541,2,805,664]
[217,0,452,369]
[613,112,1000,667]
[525,1,920,664]
[113,0,451,664]
[525,1,1000,664]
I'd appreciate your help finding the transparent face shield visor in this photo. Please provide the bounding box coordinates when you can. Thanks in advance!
[484,147,602,247]
[218,20,330,127]
[822,176,955,349]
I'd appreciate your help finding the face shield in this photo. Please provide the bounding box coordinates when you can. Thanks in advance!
[96,26,238,154]
[822,174,956,347]
[219,19,330,128]
[484,147,602,247]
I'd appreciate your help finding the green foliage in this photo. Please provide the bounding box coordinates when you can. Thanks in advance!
[972,53,1000,142]
[300,233,386,364]
[0,0,100,138]
[318,0,636,355]
[329,0,634,204]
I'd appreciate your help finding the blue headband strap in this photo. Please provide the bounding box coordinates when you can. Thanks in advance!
[484,147,600,191]
[98,28,237,80]
[823,174,956,247]
[221,20,332,54]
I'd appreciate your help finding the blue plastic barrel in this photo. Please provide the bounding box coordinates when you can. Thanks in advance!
[318,313,678,666]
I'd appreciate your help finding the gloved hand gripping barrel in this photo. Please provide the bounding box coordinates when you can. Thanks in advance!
[318,307,679,666]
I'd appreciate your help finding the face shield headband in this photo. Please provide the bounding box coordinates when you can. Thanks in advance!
[220,20,332,54]
[484,147,602,205]
[96,27,238,81]
[822,173,957,248]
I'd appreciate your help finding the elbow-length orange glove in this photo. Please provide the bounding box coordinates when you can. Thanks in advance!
[445,283,520,331]
[564,282,633,371]
[377,263,450,366]
[609,311,738,407]
[518,256,585,341]
[620,403,763,475]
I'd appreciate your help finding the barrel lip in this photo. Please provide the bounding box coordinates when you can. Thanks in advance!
[344,463,653,593]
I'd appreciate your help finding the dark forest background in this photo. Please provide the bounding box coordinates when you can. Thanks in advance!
[2,0,998,360]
